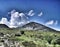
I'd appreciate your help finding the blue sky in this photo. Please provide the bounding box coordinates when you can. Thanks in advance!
[0,0,60,30]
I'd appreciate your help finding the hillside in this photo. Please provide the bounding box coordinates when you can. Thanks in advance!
[0,24,9,28]
[0,22,58,31]
[0,22,60,47]
[22,22,58,31]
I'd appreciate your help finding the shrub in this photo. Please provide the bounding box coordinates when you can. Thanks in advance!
[51,38,60,45]
[22,41,36,47]
[20,31,24,35]
[45,35,53,44]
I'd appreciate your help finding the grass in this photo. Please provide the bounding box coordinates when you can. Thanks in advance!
[0,28,60,47]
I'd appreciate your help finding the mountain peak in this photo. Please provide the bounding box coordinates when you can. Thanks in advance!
[22,22,58,31]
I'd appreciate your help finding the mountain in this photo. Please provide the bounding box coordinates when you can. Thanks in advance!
[0,24,9,28]
[0,22,58,32]
[22,22,58,31]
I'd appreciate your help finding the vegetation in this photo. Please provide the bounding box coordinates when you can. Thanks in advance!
[0,28,60,47]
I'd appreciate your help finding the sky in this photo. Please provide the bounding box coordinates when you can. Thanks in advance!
[0,0,60,31]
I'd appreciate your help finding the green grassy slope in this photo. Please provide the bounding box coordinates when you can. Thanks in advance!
[0,28,60,47]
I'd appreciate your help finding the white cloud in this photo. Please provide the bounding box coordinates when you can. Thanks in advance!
[38,12,43,16]
[0,10,30,28]
[19,13,25,17]
[27,10,35,16]
[11,9,16,14]
[8,9,16,14]
[55,20,58,25]
[9,10,30,28]
[0,18,9,25]
[45,20,58,26]
[9,11,20,27]
[46,20,54,25]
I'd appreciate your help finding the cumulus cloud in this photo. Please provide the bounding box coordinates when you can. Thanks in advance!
[45,20,58,25]
[0,10,30,28]
[27,10,35,16]
[0,18,9,25]
[9,10,30,28]
[38,12,43,16]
